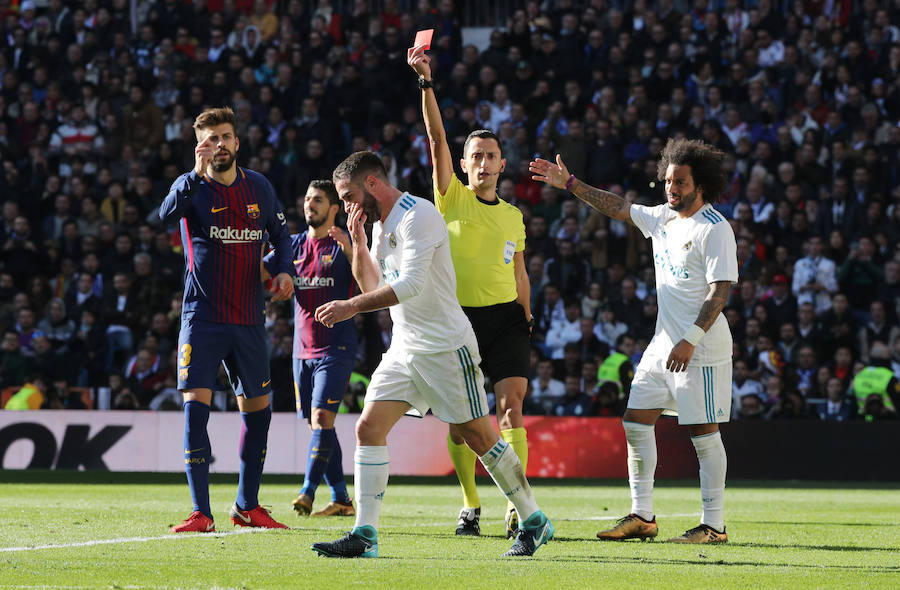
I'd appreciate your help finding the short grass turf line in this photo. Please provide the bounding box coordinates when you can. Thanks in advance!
[0,526,273,553]
[0,475,898,590]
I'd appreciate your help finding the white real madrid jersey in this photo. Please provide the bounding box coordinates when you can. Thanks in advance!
[370,193,473,354]
[630,202,738,366]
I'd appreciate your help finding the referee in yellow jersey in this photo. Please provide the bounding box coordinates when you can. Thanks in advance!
[409,45,532,538]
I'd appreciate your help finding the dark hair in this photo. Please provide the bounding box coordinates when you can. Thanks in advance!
[332,151,388,184]
[193,106,236,133]
[308,179,339,205]
[656,138,727,203]
[463,129,503,158]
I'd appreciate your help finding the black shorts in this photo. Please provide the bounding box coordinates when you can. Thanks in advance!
[462,300,531,382]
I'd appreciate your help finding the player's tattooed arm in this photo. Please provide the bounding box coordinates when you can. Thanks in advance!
[569,179,634,225]
[693,280,732,331]
[529,154,634,225]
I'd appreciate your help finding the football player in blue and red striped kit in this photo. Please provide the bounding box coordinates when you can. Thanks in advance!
[263,180,358,518]
[160,107,295,533]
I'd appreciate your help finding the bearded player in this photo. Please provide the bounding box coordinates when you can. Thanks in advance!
[263,180,357,518]
[530,138,737,543]
[161,106,295,533]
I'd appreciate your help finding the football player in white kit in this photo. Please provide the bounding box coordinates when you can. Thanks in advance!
[311,151,553,558]
[530,138,737,544]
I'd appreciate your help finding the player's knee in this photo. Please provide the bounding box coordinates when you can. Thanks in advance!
[311,407,335,429]
[448,424,465,445]
[355,416,383,445]
[457,425,493,456]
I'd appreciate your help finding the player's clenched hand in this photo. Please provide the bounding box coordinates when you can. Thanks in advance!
[407,44,432,78]
[194,137,214,176]
[271,272,294,301]
[666,341,694,373]
[345,202,368,246]
[315,299,356,328]
[529,154,571,189]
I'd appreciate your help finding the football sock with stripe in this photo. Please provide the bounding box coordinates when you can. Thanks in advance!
[479,439,539,523]
[323,430,350,503]
[691,431,726,531]
[623,420,656,521]
[354,445,389,530]
[500,427,528,513]
[236,406,271,511]
[300,428,333,501]
[183,400,212,518]
[447,433,480,509]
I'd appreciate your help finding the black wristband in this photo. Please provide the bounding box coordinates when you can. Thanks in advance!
[418,76,434,89]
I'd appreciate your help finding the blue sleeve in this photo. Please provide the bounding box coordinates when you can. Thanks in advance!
[158,171,202,224]
[264,233,298,277]
[262,179,295,277]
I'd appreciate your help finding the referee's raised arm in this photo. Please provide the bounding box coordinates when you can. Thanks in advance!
[408,44,452,196]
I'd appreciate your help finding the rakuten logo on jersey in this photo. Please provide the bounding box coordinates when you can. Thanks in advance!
[294,275,335,289]
[209,225,263,243]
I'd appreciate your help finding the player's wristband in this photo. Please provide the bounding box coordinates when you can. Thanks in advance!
[682,325,705,346]
[564,174,576,191]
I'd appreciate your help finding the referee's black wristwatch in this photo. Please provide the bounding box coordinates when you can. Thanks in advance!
[418,76,434,89]
[527,315,535,330]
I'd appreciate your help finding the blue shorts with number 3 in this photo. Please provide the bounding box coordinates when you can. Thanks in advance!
[177,313,272,399]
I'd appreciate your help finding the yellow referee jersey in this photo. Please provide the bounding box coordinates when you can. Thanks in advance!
[434,174,526,307]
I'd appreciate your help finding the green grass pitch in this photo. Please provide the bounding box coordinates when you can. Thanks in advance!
[0,472,897,589]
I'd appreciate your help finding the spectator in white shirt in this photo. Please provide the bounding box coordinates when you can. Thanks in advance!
[732,358,764,418]
[792,236,839,313]
[593,305,628,347]
[545,299,582,359]
[743,178,775,225]
[721,107,749,147]
[757,29,785,67]
[530,357,565,404]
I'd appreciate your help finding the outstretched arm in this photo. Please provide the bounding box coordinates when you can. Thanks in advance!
[409,44,453,195]
[666,280,732,372]
[529,154,634,225]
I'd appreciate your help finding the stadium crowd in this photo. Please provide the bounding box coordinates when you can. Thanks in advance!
[1,0,899,421]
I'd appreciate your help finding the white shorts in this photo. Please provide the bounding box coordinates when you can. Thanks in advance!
[366,333,488,424]
[628,356,732,424]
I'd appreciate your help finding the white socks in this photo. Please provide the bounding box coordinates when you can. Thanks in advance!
[354,446,389,530]
[623,421,656,521]
[691,431,727,531]
[479,439,539,521]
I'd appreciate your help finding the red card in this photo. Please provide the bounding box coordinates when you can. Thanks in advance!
[414,28,434,50]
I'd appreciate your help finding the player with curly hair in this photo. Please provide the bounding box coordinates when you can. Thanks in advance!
[530,138,737,544]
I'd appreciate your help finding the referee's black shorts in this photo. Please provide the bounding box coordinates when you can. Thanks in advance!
[462,300,531,382]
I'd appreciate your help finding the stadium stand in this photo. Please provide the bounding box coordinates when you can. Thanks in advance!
[0,0,898,420]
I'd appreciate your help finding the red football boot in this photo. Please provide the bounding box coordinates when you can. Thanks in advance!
[171,511,215,533]
[229,503,289,529]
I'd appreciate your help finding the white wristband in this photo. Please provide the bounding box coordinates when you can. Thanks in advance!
[682,325,705,346]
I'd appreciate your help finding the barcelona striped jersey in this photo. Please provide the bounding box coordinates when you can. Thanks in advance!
[265,231,357,359]
[159,168,294,325]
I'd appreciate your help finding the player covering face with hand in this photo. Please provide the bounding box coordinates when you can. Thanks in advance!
[310,151,553,558]
[530,138,737,544]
